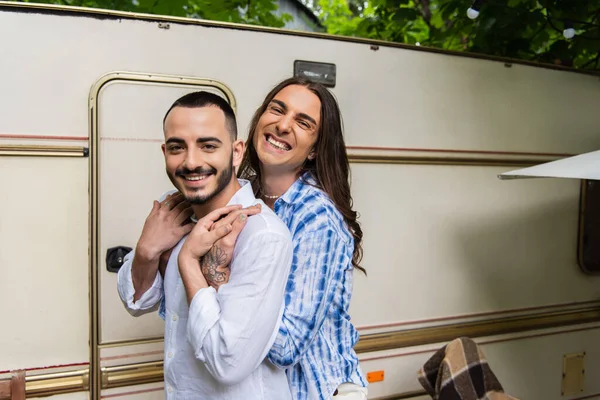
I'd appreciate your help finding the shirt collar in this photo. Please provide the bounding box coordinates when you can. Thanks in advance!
[191,179,256,222]
[227,179,257,208]
[277,172,315,206]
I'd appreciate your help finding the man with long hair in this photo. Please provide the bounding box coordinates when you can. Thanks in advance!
[209,77,368,399]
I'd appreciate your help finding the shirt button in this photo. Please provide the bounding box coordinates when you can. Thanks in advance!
[172,315,178,321]
[168,386,173,393]
[168,352,174,358]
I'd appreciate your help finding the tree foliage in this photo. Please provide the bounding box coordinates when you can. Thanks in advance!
[306,0,600,71]
[18,0,293,27]
[19,0,600,70]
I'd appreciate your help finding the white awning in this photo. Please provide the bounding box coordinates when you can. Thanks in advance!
[498,149,600,180]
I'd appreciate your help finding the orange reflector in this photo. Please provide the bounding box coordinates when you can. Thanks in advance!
[367,370,384,383]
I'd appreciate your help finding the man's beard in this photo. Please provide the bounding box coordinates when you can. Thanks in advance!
[167,154,234,205]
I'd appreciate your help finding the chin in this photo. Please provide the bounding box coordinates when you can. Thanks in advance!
[258,153,285,167]
[177,185,209,202]
[185,191,217,205]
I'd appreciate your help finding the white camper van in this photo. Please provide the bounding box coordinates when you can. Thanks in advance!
[1,2,600,399]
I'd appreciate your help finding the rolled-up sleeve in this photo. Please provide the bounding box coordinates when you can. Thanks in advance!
[117,249,163,316]
[186,231,293,385]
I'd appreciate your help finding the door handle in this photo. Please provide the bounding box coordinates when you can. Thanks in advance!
[106,246,132,272]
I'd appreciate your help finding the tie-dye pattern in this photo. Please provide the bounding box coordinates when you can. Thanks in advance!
[266,173,367,400]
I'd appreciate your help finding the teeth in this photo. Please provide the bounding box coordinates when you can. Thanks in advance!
[267,136,290,151]
[185,175,208,181]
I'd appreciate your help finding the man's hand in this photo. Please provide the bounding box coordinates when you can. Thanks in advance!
[132,192,193,301]
[201,204,262,289]
[178,204,261,299]
[137,192,194,262]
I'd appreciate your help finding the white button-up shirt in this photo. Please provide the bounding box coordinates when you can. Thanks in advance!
[117,180,293,400]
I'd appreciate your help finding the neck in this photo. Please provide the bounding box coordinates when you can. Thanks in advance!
[260,165,301,202]
[191,175,241,218]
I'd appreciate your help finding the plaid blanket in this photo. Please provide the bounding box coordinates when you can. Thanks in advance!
[417,337,519,400]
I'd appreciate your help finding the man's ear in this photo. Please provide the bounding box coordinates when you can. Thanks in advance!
[232,139,245,168]
[161,143,166,156]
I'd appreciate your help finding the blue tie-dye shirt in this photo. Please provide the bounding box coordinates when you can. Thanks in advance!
[265,173,367,399]
[159,172,366,399]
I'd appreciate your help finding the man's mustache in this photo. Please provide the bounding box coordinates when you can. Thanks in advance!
[175,167,217,177]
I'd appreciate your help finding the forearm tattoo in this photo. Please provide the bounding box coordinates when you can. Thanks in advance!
[200,246,228,285]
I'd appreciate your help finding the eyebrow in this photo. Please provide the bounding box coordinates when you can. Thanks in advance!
[165,137,223,145]
[165,137,184,145]
[196,137,223,144]
[271,99,317,126]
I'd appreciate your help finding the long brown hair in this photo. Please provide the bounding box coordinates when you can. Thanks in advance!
[238,77,365,274]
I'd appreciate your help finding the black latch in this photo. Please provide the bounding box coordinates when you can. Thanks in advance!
[106,246,132,273]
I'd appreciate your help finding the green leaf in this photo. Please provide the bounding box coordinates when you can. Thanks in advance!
[392,7,419,23]
[507,0,521,8]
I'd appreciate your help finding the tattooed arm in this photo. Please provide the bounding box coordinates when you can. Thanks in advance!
[178,205,261,303]
[200,246,231,290]
[199,206,261,289]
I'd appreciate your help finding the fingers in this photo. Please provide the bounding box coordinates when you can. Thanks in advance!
[177,222,195,239]
[161,193,193,224]
[198,205,244,228]
[183,223,232,259]
[173,198,190,213]
[162,194,193,224]
[212,210,244,230]
[209,213,252,259]
[207,224,233,243]
[243,203,262,216]
[227,205,261,235]
[212,204,262,230]
[226,212,251,241]
[161,192,184,210]
[210,204,261,253]
[146,201,161,222]
[175,206,194,225]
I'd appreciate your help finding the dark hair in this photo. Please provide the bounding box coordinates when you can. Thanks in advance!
[163,91,237,139]
[238,77,365,274]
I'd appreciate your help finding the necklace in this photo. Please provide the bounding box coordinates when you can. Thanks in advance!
[261,193,280,200]
[260,188,280,200]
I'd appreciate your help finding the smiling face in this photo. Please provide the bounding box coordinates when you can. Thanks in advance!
[161,106,243,205]
[252,84,321,176]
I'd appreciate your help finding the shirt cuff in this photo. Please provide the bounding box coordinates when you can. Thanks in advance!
[187,286,220,361]
[117,256,163,312]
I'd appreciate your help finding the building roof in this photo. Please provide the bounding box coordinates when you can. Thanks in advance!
[287,0,322,27]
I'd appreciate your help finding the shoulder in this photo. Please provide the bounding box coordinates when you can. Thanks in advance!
[287,183,351,244]
[157,189,178,202]
[239,200,292,244]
